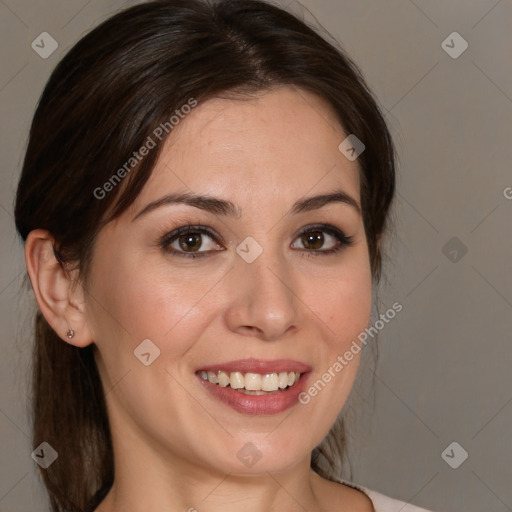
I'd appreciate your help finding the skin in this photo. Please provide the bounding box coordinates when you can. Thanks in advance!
[25,86,375,511]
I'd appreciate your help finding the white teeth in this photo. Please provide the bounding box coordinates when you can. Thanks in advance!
[230,372,244,389]
[199,370,302,391]
[244,373,262,391]
[278,371,289,389]
[217,371,230,387]
[262,373,279,392]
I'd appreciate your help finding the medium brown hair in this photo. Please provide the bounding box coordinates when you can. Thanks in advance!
[14,1,395,510]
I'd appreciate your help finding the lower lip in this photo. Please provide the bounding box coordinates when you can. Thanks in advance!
[197,373,310,415]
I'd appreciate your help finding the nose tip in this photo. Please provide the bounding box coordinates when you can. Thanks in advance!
[238,306,297,341]
[224,255,300,341]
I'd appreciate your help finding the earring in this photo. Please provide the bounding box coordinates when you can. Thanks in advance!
[66,329,75,339]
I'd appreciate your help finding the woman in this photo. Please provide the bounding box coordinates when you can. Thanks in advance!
[14,0,436,511]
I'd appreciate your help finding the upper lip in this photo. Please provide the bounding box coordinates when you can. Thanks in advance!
[196,358,312,374]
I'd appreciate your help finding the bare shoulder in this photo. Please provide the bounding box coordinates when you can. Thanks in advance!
[311,471,375,512]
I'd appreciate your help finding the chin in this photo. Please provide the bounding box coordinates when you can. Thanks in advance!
[218,434,310,476]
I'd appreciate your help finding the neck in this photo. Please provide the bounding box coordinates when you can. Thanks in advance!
[96,453,322,512]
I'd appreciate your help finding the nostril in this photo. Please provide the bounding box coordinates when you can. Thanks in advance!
[240,325,263,336]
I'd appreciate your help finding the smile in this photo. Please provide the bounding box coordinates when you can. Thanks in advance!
[195,359,311,415]
[198,370,302,394]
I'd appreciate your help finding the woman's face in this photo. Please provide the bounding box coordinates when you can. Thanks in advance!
[85,86,372,476]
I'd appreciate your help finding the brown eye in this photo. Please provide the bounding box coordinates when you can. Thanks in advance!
[178,233,203,252]
[301,231,325,250]
[160,225,224,258]
[291,224,354,255]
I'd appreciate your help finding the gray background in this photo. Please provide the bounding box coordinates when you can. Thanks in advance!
[0,0,511,511]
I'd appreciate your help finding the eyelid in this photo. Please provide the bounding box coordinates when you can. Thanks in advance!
[158,224,225,259]
[159,224,224,246]
[291,222,353,252]
[293,222,350,241]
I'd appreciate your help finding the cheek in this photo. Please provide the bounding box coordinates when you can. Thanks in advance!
[86,253,217,427]
[325,271,372,339]
[300,250,372,403]
[308,254,373,350]
[85,248,221,363]
[295,265,372,439]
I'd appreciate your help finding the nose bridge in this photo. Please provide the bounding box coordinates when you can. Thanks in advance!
[225,238,299,340]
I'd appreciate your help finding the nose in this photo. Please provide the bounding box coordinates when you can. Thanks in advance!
[223,245,300,341]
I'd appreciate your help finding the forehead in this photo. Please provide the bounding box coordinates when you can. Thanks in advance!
[129,86,361,214]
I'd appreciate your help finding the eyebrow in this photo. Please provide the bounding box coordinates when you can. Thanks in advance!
[132,189,361,221]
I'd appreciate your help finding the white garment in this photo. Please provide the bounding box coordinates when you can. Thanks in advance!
[331,475,435,512]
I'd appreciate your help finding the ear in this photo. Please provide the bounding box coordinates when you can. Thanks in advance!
[24,229,94,347]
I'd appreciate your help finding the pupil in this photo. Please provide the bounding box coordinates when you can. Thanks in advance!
[179,233,201,251]
[304,231,323,249]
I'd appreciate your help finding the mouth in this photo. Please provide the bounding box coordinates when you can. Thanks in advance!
[197,369,303,395]
[195,359,311,415]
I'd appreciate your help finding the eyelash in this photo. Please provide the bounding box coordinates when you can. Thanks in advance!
[158,223,354,259]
